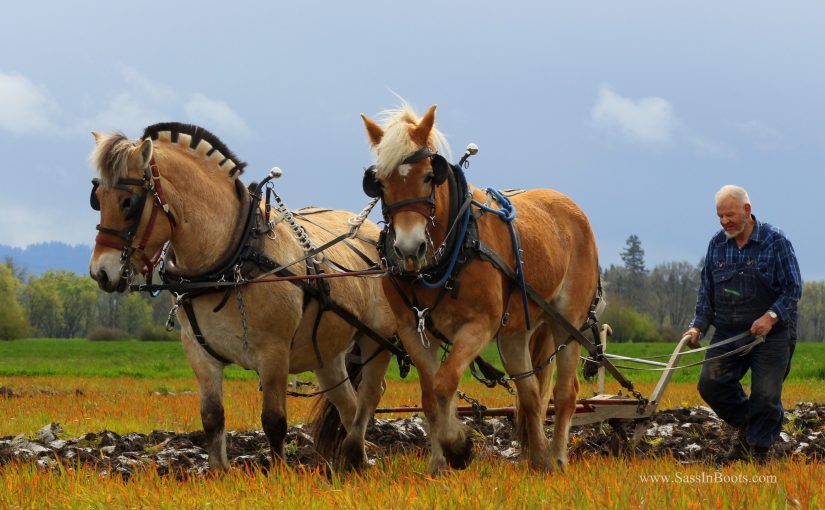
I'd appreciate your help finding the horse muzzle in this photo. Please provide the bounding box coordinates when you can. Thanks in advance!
[89,253,130,293]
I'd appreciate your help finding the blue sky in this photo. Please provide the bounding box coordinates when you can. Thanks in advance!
[2,1,823,279]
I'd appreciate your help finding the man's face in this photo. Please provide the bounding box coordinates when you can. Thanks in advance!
[717,196,751,239]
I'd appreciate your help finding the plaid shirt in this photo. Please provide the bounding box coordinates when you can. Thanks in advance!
[689,216,802,334]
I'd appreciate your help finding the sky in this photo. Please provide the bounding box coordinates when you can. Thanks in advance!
[1,1,823,279]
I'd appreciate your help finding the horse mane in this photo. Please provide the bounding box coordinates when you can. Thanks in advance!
[373,103,451,178]
[142,122,247,178]
[92,123,248,186]
[91,132,133,187]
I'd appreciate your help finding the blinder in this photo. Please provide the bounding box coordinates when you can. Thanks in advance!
[90,178,101,211]
[361,147,448,199]
[362,165,382,198]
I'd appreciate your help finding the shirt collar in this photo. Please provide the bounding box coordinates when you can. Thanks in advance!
[714,214,762,246]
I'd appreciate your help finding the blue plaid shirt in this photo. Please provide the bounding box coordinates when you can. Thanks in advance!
[689,216,801,334]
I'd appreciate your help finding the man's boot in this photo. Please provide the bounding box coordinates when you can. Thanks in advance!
[721,424,750,463]
[751,445,771,464]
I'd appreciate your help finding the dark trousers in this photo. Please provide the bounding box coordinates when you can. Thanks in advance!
[697,327,795,448]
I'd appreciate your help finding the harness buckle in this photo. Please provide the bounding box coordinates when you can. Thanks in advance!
[413,306,431,349]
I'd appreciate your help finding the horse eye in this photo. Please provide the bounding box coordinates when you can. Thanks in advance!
[121,197,132,210]
[424,173,434,183]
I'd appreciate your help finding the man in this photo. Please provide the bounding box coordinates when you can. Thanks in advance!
[684,184,801,463]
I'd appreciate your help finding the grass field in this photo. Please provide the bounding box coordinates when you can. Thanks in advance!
[1,338,823,508]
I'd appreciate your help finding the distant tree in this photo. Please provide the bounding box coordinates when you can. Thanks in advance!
[620,235,647,275]
[600,298,661,342]
[648,261,700,329]
[0,265,30,339]
[799,281,825,342]
[23,271,97,338]
[3,256,27,283]
[117,293,153,337]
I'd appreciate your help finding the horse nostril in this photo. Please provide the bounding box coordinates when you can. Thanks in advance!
[98,270,109,286]
[416,242,426,259]
[393,245,404,260]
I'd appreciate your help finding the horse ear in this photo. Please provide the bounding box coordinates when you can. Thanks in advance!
[132,138,154,168]
[91,131,104,144]
[361,114,384,146]
[410,104,437,146]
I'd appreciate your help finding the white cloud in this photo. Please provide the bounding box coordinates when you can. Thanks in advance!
[76,91,169,136]
[686,135,736,158]
[184,93,249,135]
[0,72,56,134]
[591,85,678,144]
[0,204,94,247]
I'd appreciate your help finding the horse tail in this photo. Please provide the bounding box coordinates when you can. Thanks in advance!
[309,343,362,462]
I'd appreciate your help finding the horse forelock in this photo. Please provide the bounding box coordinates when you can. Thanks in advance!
[374,104,450,179]
[142,122,247,179]
[91,132,133,187]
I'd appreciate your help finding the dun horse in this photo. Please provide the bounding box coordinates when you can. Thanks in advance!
[88,123,395,471]
[360,104,600,473]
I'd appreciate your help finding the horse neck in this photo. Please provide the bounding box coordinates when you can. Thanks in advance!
[163,153,245,271]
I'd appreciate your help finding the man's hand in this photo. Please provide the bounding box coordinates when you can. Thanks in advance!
[684,327,701,348]
[750,311,778,338]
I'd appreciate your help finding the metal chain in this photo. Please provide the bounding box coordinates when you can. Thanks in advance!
[165,293,183,331]
[457,390,487,422]
[270,189,318,257]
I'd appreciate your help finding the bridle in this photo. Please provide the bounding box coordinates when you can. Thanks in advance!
[362,147,449,223]
[90,156,177,284]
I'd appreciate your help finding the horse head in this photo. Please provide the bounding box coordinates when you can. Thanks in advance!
[88,132,174,292]
[361,104,451,272]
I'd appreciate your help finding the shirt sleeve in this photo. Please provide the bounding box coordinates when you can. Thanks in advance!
[768,234,802,322]
[689,239,715,333]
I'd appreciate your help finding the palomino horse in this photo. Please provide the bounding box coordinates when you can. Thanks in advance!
[360,104,600,473]
[89,123,396,471]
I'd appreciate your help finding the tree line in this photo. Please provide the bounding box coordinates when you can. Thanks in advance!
[601,235,825,342]
[0,259,176,341]
[1,239,824,342]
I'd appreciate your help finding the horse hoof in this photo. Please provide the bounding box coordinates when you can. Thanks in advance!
[443,436,474,470]
[340,439,366,472]
[428,456,448,477]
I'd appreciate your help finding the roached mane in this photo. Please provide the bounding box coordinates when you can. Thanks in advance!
[142,122,247,178]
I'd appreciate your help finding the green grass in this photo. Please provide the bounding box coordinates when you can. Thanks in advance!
[0,338,822,384]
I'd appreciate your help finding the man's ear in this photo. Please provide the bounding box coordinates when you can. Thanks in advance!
[744,202,752,217]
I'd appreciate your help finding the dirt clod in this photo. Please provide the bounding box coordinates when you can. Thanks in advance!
[1,403,821,477]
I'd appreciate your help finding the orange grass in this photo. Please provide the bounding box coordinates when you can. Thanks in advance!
[0,453,821,509]
[1,377,824,508]
[2,377,825,437]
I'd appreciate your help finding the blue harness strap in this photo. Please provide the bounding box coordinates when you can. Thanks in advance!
[472,188,531,329]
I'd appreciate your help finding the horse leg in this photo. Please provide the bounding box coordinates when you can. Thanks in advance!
[340,336,392,471]
[180,329,229,471]
[547,324,581,470]
[259,361,290,466]
[500,325,553,471]
[395,326,447,475]
[431,322,494,472]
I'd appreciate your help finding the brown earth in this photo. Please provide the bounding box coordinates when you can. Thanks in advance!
[1,403,822,478]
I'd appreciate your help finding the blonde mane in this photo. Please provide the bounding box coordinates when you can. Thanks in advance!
[91,123,247,186]
[373,103,451,178]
